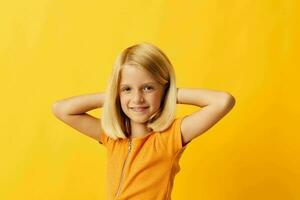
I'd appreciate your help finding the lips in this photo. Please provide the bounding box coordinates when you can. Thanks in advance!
[131,106,149,112]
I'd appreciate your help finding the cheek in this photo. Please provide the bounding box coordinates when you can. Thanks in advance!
[119,96,125,106]
[150,93,164,106]
[120,96,130,109]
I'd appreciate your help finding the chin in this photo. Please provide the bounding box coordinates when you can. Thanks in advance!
[129,116,150,123]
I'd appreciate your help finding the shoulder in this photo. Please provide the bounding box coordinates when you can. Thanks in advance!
[158,117,190,154]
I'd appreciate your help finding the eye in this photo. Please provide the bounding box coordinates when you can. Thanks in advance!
[120,86,154,93]
[144,86,153,91]
[122,87,130,92]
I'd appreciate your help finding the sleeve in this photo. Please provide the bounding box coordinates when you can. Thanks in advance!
[174,117,186,151]
[168,116,190,155]
[98,131,108,146]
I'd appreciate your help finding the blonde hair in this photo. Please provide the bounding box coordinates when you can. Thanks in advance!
[101,42,178,140]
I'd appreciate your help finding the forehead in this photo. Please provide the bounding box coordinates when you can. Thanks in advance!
[119,65,157,86]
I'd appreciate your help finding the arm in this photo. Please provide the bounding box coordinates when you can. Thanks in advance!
[177,88,236,146]
[51,92,106,142]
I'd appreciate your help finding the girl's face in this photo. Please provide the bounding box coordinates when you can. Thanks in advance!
[119,65,166,124]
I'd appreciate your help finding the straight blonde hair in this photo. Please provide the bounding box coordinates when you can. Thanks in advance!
[101,42,178,140]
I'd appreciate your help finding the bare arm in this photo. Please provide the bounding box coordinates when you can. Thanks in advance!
[177,88,235,146]
[51,92,106,142]
[176,88,233,106]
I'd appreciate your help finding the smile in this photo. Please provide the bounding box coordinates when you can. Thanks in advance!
[131,107,149,112]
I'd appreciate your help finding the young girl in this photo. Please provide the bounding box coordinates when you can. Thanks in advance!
[52,42,235,200]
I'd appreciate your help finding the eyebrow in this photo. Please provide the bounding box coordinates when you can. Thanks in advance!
[120,82,156,87]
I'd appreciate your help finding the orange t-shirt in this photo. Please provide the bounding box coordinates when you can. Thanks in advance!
[98,117,190,200]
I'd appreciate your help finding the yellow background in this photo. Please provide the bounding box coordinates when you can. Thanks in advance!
[1,0,299,199]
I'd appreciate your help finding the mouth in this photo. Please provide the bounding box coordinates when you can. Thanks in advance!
[130,106,149,112]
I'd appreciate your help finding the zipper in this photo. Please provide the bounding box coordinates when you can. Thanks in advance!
[115,138,132,198]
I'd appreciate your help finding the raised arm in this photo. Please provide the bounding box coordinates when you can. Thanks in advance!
[177,88,236,146]
[51,92,106,142]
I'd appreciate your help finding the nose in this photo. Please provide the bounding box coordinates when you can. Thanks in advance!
[132,90,144,103]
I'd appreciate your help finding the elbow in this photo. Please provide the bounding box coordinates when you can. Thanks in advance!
[51,101,64,117]
[222,93,236,109]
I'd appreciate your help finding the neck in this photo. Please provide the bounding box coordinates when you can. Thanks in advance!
[129,121,152,138]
